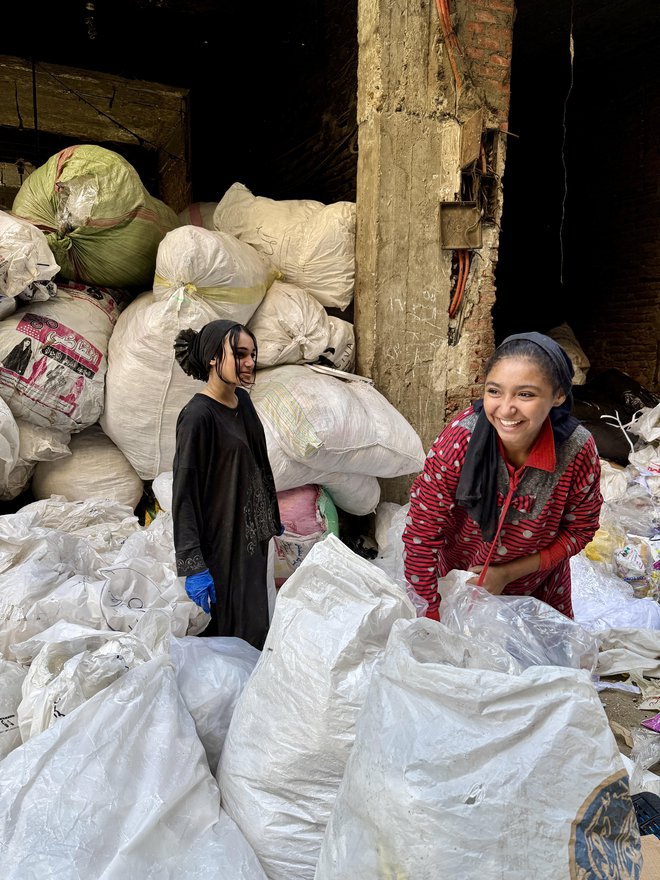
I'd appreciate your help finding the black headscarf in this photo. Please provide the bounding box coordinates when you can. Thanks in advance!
[173,320,240,382]
[455,331,580,543]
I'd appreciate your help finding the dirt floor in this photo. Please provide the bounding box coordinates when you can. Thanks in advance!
[600,686,660,774]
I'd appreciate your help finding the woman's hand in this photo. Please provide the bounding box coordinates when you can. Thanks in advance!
[467,563,511,595]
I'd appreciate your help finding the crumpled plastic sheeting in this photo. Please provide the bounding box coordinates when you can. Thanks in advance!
[16,610,170,742]
[170,636,260,775]
[0,499,207,658]
[596,628,660,678]
[439,570,600,675]
[0,656,268,880]
[316,618,641,880]
[98,512,209,636]
[219,533,416,880]
[571,554,660,631]
[0,659,26,760]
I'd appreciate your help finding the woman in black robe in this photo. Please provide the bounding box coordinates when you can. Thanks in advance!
[172,319,282,650]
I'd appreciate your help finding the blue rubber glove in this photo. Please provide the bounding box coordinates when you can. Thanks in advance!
[185,569,216,614]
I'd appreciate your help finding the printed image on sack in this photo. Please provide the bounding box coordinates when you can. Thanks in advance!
[569,771,642,879]
[0,283,126,430]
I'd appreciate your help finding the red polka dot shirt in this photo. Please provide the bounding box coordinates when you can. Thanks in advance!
[402,407,602,620]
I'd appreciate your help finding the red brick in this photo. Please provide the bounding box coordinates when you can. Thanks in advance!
[473,8,498,23]
[489,54,511,67]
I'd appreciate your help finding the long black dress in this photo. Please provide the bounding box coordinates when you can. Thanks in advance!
[172,389,281,649]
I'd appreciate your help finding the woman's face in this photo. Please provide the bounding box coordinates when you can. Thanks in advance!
[212,330,256,386]
[483,357,566,458]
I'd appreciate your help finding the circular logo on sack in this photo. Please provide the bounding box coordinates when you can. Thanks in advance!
[569,771,642,879]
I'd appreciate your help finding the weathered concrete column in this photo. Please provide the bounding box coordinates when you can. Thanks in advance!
[355,0,460,501]
[355,0,513,502]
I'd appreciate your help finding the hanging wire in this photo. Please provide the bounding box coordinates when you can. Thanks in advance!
[559,1,575,285]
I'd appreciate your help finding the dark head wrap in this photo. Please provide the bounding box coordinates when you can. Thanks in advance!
[455,331,580,543]
[173,320,241,382]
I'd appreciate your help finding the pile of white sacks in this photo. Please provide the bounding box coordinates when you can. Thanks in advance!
[0,496,645,878]
[0,153,425,518]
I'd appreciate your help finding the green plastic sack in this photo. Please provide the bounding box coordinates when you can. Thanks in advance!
[13,145,179,289]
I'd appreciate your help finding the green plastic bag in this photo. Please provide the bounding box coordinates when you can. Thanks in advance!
[13,145,179,289]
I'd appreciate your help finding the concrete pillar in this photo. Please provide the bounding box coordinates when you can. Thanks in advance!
[355,0,461,501]
[354,0,513,501]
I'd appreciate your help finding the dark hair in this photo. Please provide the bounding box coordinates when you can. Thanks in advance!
[484,339,566,394]
[212,324,258,388]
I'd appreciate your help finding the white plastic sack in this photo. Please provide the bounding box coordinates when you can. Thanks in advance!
[32,423,143,508]
[154,225,276,325]
[262,419,380,514]
[177,201,217,230]
[0,281,127,432]
[547,322,590,384]
[247,281,332,366]
[152,469,173,511]
[600,459,630,504]
[213,182,355,310]
[0,210,59,299]
[0,659,26,760]
[438,570,600,674]
[316,618,642,880]
[170,636,260,774]
[252,366,425,478]
[628,403,660,444]
[0,419,70,501]
[571,554,660,631]
[596,628,660,678]
[17,610,170,742]
[325,317,355,372]
[101,290,208,478]
[218,534,416,880]
[0,656,268,879]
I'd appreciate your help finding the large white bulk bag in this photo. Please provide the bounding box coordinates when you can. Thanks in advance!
[252,366,425,478]
[101,290,209,479]
[316,618,642,880]
[0,656,269,879]
[177,201,217,230]
[218,534,415,880]
[32,423,143,509]
[261,419,380,515]
[0,659,27,760]
[247,281,331,366]
[0,210,59,299]
[154,225,277,325]
[0,281,126,432]
[213,182,355,310]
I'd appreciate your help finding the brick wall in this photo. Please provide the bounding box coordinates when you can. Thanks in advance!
[572,80,660,392]
[440,0,515,421]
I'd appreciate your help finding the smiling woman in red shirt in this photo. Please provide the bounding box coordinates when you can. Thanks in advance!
[402,332,603,620]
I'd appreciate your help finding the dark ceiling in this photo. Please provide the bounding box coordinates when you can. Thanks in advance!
[0,0,358,204]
